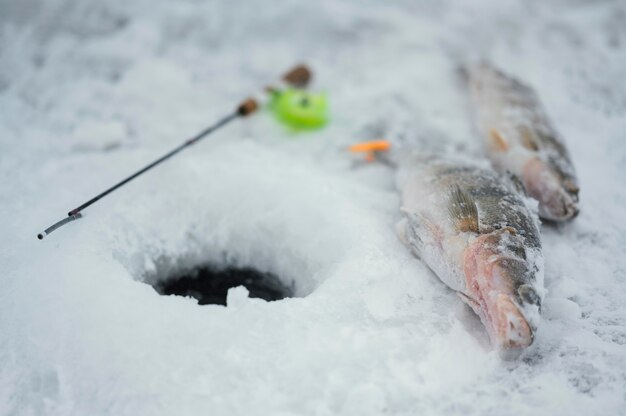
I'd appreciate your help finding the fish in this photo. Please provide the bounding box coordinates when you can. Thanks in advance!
[465,62,580,221]
[395,154,544,354]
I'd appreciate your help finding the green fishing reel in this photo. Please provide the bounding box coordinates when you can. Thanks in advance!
[269,88,329,130]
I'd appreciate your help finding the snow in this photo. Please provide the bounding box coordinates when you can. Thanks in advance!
[1,0,625,415]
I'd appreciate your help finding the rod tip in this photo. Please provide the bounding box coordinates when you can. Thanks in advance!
[37,232,46,240]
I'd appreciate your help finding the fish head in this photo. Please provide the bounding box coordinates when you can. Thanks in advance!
[522,156,579,221]
[463,229,542,353]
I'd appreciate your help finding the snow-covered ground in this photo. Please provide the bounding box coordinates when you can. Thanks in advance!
[1,0,625,414]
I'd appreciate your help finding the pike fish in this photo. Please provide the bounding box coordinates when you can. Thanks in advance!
[465,62,579,221]
[396,155,544,353]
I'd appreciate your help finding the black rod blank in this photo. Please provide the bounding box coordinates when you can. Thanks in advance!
[37,110,240,240]
[36,64,311,240]
[67,111,239,217]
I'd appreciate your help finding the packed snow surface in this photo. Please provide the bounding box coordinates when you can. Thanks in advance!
[1,0,625,415]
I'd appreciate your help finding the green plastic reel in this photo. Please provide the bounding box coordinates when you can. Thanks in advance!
[270,88,329,130]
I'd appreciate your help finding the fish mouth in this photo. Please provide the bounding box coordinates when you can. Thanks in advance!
[462,233,538,352]
[459,290,534,352]
[539,189,579,221]
[523,158,579,221]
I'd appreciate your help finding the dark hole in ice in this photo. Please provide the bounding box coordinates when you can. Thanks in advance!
[155,265,293,306]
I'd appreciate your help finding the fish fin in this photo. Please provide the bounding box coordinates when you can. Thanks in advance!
[519,126,540,151]
[516,284,541,311]
[457,292,481,313]
[397,212,436,259]
[505,170,528,196]
[448,185,479,233]
[489,129,509,152]
[395,218,409,244]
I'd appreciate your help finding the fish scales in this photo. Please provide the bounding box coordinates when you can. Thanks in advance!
[465,62,580,221]
[397,154,543,354]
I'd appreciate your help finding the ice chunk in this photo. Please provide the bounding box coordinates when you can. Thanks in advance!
[226,286,250,308]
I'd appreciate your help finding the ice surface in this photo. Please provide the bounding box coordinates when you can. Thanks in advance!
[1,0,625,415]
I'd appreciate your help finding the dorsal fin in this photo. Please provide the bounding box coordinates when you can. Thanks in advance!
[505,171,527,196]
[448,185,479,233]
[489,129,509,152]
[519,126,540,151]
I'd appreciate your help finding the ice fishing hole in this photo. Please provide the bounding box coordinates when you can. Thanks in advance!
[153,264,295,306]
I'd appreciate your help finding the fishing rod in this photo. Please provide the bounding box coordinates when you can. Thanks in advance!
[37,64,312,240]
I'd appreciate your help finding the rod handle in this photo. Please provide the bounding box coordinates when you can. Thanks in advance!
[237,98,259,117]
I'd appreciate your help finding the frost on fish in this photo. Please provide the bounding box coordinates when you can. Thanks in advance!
[396,154,544,354]
[465,62,580,222]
